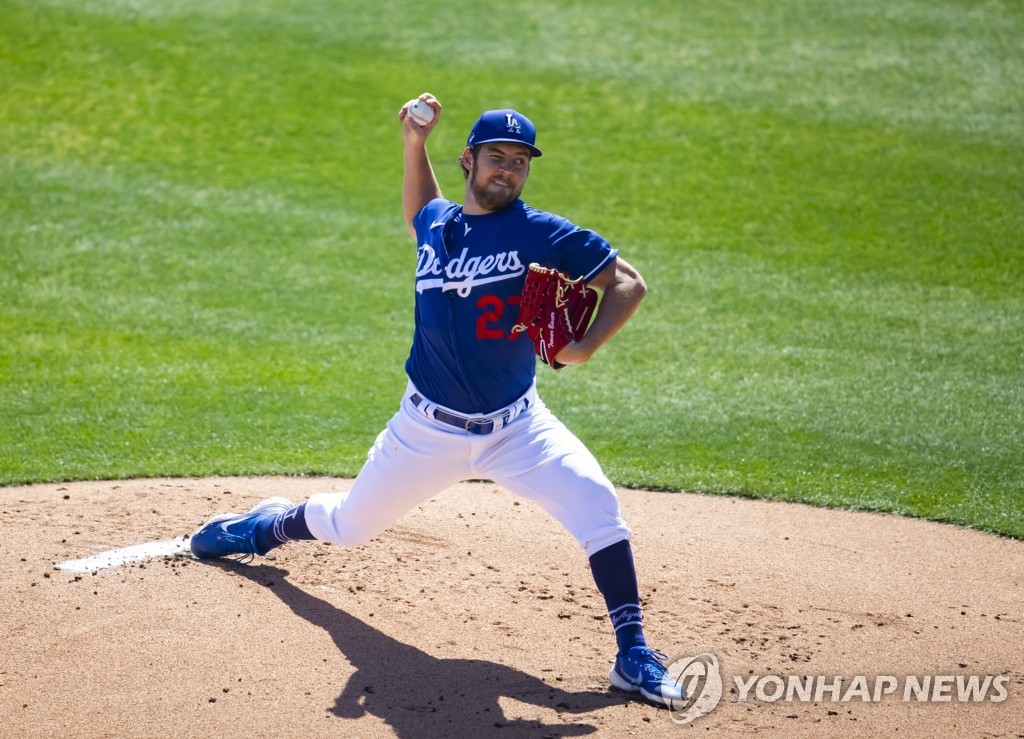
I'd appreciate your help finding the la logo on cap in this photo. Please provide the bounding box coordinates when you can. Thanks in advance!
[466,109,543,157]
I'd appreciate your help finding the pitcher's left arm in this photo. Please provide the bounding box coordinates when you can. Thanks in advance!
[554,256,647,367]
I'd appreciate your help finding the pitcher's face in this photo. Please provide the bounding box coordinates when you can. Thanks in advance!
[464,142,531,213]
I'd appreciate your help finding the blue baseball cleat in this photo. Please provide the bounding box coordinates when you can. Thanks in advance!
[189,497,294,561]
[609,647,686,707]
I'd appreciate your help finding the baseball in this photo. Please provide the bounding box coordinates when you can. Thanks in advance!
[408,99,435,126]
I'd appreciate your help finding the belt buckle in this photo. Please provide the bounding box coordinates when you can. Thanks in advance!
[465,417,493,435]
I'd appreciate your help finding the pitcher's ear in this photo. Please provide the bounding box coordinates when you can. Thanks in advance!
[459,147,474,177]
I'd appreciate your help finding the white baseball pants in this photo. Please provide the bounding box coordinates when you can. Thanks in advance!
[303,383,631,556]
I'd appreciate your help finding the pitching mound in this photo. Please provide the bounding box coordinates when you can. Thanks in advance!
[2,477,1021,737]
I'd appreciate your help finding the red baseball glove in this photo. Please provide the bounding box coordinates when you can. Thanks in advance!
[511,263,598,369]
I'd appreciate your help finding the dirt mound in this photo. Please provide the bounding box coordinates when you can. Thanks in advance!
[2,477,1021,737]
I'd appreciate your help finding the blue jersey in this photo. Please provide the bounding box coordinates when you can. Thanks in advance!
[406,198,618,414]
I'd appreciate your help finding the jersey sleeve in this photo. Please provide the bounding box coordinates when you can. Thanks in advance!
[545,215,619,282]
[412,198,457,245]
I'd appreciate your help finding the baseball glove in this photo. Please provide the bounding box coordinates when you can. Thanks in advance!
[511,263,598,369]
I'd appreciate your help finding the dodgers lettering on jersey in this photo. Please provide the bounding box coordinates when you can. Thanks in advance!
[407,198,618,414]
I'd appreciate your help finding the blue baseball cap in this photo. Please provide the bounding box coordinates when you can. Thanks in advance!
[466,109,543,158]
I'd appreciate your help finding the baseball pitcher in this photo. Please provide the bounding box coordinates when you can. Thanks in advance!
[190,93,684,708]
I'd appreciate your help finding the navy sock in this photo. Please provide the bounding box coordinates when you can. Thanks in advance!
[588,539,647,655]
[254,502,315,554]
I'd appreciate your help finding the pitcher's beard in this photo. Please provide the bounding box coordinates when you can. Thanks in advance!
[469,172,522,212]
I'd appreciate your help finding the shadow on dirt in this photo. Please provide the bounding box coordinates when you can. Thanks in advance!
[224,563,622,737]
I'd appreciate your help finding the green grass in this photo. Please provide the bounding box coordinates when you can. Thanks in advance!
[2,0,1022,537]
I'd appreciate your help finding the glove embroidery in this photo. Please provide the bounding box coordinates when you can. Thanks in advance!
[511,263,598,369]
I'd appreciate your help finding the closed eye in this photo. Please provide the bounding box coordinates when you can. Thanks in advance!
[488,155,528,169]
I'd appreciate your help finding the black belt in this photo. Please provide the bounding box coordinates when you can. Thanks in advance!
[410,393,527,436]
